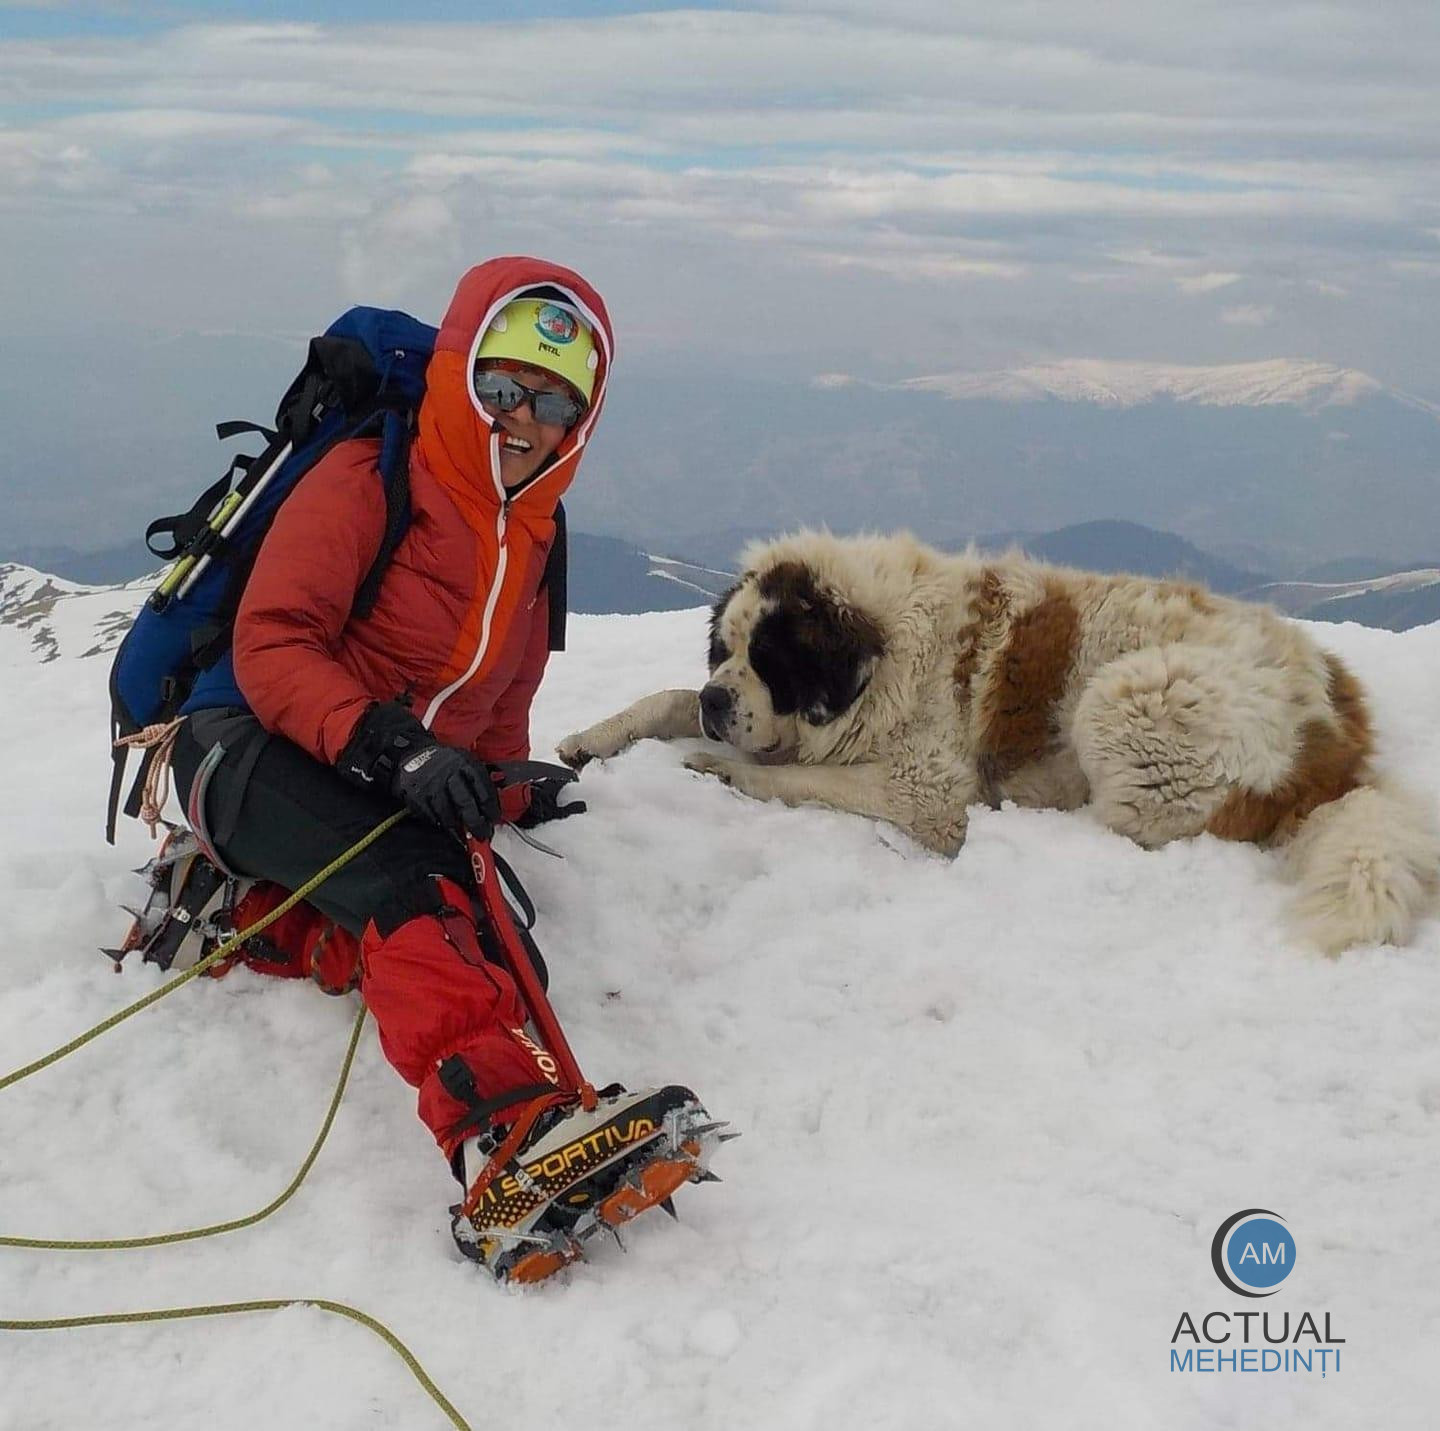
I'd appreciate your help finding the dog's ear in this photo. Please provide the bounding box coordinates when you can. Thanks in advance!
[756,561,884,724]
[797,600,883,724]
[708,583,741,671]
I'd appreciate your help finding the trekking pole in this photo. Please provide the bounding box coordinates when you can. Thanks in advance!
[467,836,596,1109]
[153,440,295,609]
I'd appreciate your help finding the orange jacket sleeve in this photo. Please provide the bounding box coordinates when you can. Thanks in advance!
[232,444,386,764]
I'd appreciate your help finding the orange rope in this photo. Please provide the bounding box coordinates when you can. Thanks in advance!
[114,718,186,837]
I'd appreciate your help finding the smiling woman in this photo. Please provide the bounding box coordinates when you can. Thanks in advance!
[120,254,724,1283]
[479,363,574,488]
[468,293,599,488]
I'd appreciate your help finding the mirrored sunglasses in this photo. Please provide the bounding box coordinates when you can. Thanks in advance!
[473,369,585,429]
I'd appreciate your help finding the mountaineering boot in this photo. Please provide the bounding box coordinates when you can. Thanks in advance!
[109,825,247,973]
[451,1082,732,1283]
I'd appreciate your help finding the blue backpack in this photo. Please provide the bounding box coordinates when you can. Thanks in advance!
[106,306,437,843]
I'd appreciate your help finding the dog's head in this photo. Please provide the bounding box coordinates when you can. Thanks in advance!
[702,557,884,757]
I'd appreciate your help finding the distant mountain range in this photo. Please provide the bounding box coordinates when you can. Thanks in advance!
[0,531,735,619]
[964,520,1269,593]
[7,518,1439,669]
[565,533,731,612]
[9,340,1438,584]
[981,521,1440,631]
[1253,570,1440,631]
[568,355,1440,576]
[888,358,1432,414]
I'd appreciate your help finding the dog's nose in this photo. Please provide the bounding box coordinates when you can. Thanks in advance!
[699,684,733,733]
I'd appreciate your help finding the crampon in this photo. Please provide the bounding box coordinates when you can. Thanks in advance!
[450,1083,735,1285]
[104,824,250,973]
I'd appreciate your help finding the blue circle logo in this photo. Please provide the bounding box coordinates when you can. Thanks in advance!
[1211,1210,1296,1297]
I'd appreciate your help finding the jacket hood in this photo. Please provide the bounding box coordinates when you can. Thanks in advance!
[414,255,614,520]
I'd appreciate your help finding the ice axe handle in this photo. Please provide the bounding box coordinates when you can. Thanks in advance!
[488,759,578,789]
[466,837,589,1100]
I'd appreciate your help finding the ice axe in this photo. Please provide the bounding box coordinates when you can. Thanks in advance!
[468,760,598,1111]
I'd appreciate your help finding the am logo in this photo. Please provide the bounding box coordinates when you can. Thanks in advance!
[1211,1210,1297,1297]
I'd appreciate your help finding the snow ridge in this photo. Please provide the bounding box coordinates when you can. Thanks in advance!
[0,562,149,664]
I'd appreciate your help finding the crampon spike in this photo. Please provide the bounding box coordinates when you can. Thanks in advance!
[659,1197,679,1221]
[506,1237,585,1285]
[595,1152,703,1231]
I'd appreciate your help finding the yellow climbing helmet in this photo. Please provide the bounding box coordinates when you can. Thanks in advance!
[473,295,599,406]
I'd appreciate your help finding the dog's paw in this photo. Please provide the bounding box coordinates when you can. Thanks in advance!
[556,720,631,770]
[554,734,595,771]
[683,752,741,787]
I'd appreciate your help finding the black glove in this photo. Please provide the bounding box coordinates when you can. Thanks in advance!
[337,701,500,842]
[515,775,588,829]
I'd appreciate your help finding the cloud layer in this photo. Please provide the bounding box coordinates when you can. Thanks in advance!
[2,1,1438,388]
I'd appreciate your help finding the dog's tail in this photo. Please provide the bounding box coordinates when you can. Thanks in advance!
[1283,780,1440,954]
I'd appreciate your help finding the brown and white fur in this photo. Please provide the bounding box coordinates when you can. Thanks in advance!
[558,530,1440,954]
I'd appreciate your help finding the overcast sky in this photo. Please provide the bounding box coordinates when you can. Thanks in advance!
[2,0,1439,548]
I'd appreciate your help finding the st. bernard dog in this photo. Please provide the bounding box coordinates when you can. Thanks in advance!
[558,530,1439,953]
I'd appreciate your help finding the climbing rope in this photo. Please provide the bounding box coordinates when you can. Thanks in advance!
[0,1002,366,1252]
[0,809,405,1094]
[1,807,476,1430]
[0,1301,471,1431]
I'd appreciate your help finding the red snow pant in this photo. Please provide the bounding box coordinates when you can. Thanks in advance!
[173,709,560,1162]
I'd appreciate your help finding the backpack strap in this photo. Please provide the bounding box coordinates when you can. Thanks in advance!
[215,419,278,444]
[352,410,413,621]
[543,501,568,653]
[144,470,235,562]
[105,715,128,846]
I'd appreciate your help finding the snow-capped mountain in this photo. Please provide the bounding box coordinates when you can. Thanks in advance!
[1257,568,1440,631]
[893,357,1433,413]
[0,563,150,664]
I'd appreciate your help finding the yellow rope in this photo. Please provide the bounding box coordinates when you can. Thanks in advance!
[0,1300,472,1431]
[0,810,404,1094]
[0,1002,366,1251]
[0,808,475,1431]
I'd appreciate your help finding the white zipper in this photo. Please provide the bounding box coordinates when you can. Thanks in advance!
[422,427,509,729]
[423,277,609,729]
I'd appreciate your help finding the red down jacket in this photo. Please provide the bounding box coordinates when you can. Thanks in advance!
[233,257,613,814]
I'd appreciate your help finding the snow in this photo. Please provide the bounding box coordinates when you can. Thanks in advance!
[5,597,1440,1429]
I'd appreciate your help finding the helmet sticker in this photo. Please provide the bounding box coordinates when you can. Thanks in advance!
[534,303,579,345]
